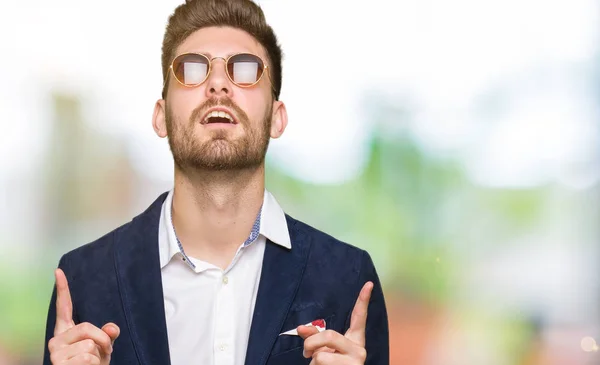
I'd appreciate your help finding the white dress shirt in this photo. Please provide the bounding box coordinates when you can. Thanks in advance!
[158,189,291,365]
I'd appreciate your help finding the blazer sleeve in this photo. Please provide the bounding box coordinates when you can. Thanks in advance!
[352,250,390,365]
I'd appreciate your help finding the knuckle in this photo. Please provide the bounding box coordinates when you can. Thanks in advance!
[48,337,58,351]
[301,339,311,349]
[79,322,93,332]
[303,340,314,352]
[324,330,336,341]
[84,339,96,352]
[357,347,367,361]
[49,352,60,364]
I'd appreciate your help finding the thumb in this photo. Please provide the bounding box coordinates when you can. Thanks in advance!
[344,281,373,346]
[102,323,121,343]
[297,325,319,340]
[54,269,75,336]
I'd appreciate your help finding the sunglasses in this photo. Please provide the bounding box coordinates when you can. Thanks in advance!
[163,52,271,96]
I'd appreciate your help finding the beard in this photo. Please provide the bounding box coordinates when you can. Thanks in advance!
[165,97,272,172]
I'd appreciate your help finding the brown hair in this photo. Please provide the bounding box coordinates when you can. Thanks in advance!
[161,0,283,100]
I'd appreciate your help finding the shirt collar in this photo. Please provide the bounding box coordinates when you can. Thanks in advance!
[159,189,291,269]
[260,190,291,249]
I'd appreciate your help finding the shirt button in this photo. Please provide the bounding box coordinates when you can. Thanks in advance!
[222,276,229,285]
[219,344,227,351]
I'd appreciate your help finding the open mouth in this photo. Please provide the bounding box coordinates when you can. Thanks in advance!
[203,110,237,124]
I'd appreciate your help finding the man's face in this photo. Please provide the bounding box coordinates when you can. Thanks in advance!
[156,26,284,172]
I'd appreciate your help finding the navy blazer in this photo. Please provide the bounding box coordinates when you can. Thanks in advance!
[43,193,389,365]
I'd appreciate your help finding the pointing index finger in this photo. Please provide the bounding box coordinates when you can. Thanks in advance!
[345,281,373,346]
[54,268,75,336]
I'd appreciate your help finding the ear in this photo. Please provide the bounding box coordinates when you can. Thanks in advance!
[270,100,288,139]
[152,99,168,138]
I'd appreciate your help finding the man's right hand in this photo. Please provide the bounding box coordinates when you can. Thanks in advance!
[48,269,120,365]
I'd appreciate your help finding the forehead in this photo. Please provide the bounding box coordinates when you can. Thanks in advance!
[176,26,267,61]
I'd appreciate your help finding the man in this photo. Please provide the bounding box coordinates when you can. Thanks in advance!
[43,0,389,364]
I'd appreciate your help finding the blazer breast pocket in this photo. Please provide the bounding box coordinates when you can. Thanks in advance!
[270,312,335,357]
[266,347,310,365]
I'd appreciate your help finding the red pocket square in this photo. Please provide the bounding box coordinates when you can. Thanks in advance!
[279,319,326,336]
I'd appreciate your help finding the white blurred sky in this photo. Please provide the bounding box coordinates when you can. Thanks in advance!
[0,0,598,186]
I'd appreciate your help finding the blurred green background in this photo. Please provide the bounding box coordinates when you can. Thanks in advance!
[1,1,599,364]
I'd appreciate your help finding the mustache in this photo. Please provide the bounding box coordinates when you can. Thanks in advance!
[189,97,249,125]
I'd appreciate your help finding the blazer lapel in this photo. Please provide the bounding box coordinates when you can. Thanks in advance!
[244,216,311,365]
[114,193,171,365]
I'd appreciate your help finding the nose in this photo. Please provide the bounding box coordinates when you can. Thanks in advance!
[205,57,232,98]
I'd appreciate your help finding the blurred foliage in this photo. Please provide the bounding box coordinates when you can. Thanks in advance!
[0,262,53,360]
[268,128,547,306]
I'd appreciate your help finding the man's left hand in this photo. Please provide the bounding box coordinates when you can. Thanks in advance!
[297,281,373,365]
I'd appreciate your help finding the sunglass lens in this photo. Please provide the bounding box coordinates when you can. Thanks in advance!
[227,54,264,86]
[173,54,210,85]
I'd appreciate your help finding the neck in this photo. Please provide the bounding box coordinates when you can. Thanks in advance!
[171,165,265,269]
